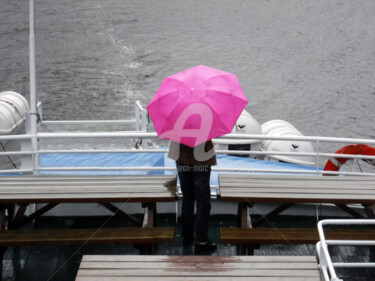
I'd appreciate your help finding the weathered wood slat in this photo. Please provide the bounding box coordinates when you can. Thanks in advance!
[76,277,320,281]
[80,261,318,270]
[76,255,320,281]
[0,181,176,187]
[0,193,174,198]
[219,187,375,195]
[0,175,177,203]
[219,181,375,190]
[81,255,316,263]
[0,176,177,186]
[76,269,319,277]
[0,175,176,181]
[221,227,375,244]
[0,187,175,193]
[218,174,375,205]
[0,193,176,204]
[219,174,375,182]
[0,227,175,247]
[219,192,375,204]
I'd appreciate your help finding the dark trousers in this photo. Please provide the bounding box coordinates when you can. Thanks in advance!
[177,162,211,243]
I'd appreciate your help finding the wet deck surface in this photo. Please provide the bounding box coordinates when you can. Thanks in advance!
[2,214,375,281]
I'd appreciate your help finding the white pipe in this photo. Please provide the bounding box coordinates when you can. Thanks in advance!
[0,169,33,174]
[317,221,341,281]
[326,240,375,246]
[135,100,144,111]
[0,151,35,156]
[31,131,375,147]
[29,0,39,174]
[43,119,137,125]
[317,219,375,281]
[0,134,32,141]
[30,166,369,176]
[219,133,375,145]
[37,131,159,139]
[37,149,169,154]
[332,263,375,268]
[37,166,176,172]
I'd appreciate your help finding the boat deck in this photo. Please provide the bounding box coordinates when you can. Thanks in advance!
[2,214,375,281]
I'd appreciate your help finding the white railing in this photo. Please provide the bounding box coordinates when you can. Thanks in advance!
[317,219,375,281]
[2,132,375,175]
[1,101,375,175]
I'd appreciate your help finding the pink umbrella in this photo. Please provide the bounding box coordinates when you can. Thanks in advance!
[147,65,248,147]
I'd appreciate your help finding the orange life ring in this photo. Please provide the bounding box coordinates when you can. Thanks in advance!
[324,144,375,172]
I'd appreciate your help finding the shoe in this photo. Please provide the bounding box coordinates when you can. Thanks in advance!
[194,240,217,255]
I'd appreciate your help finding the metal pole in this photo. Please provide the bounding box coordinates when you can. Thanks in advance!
[29,0,39,174]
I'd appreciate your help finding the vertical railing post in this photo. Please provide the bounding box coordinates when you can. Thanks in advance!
[141,108,148,132]
[29,0,39,175]
[316,139,320,175]
[21,113,34,175]
[135,102,141,131]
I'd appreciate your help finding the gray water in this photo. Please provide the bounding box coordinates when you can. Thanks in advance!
[1,0,375,139]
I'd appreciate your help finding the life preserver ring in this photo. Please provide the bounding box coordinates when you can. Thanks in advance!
[324,144,375,172]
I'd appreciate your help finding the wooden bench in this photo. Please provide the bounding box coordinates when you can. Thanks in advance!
[218,174,375,218]
[221,227,375,255]
[0,174,177,228]
[76,255,321,281]
[0,175,177,274]
[218,174,375,254]
[0,227,175,247]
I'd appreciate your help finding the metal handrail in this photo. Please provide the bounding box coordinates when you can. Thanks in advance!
[42,119,137,126]
[2,130,375,175]
[2,127,375,144]
[1,97,375,176]
[317,219,375,281]
[3,148,375,160]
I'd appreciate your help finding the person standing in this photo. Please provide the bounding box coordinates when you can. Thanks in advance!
[168,140,217,254]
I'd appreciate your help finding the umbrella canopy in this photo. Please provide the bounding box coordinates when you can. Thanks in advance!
[147,65,248,147]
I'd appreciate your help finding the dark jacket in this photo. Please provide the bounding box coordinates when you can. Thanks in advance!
[168,140,217,166]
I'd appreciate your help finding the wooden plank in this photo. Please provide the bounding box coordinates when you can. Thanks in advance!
[221,227,375,244]
[0,227,175,246]
[218,174,375,205]
[80,255,317,263]
[0,176,177,189]
[218,174,375,182]
[219,184,375,192]
[76,277,320,281]
[0,181,177,188]
[0,187,176,194]
[219,181,375,190]
[80,261,318,270]
[0,175,178,204]
[0,193,177,204]
[0,181,177,190]
[0,175,177,181]
[219,187,375,195]
[219,191,375,201]
[75,255,320,281]
[75,268,319,277]
[219,192,375,204]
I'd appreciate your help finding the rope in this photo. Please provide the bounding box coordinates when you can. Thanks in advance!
[0,141,18,169]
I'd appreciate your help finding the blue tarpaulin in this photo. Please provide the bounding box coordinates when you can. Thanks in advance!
[37,152,321,188]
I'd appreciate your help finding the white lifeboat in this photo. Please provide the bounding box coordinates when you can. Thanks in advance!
[261,120,316,166]
[215,109,262,158]
[0,91,30,135]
